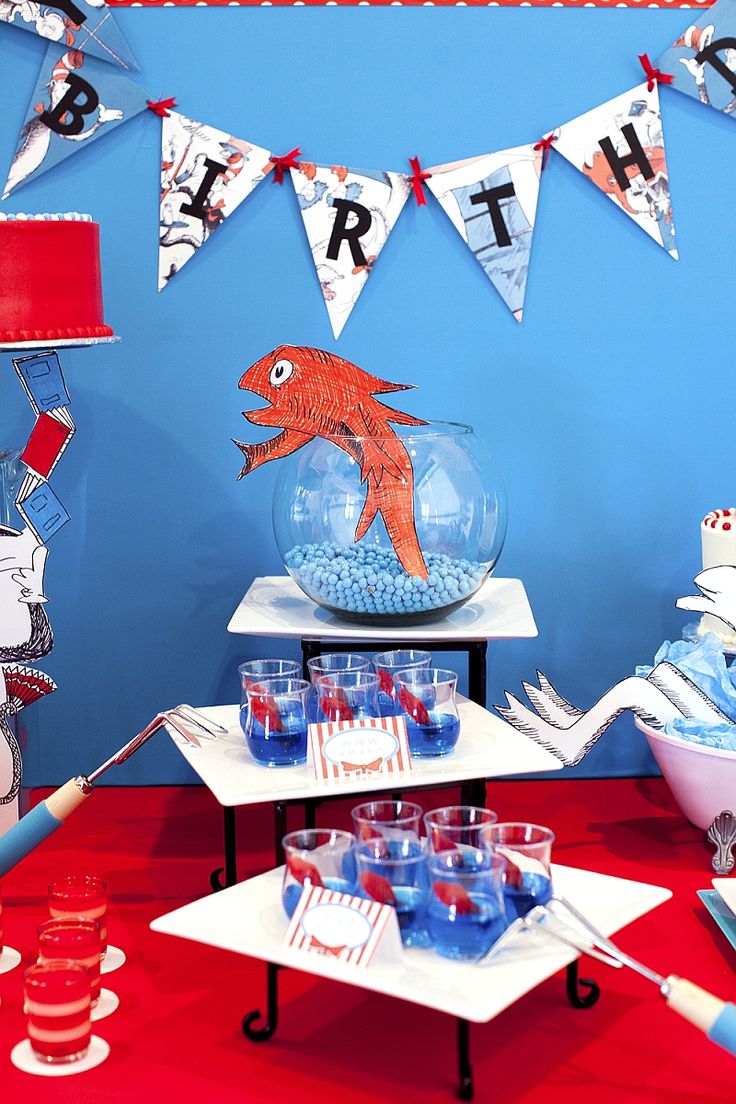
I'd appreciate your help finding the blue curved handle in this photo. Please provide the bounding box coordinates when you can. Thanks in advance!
[0,801,62,878]
[709,1003,736,1056]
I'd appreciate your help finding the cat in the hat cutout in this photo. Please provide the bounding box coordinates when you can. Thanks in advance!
[677,564,736,634]
[234,345,429,579]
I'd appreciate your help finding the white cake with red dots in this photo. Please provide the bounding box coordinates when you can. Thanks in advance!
[699,508,736,643]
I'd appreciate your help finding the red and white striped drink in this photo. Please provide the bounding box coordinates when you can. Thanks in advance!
[24,961,91,1063]
[38,918,102,1005]
[49,875,108,955]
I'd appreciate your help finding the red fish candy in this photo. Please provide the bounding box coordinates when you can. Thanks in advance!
[432,881,478,914]
[319,695,355,722]
[359,871,396,906]
[250,694,284,732]
[430,828,459,853]
[287,855,324,887]
[398,687,431,727]
[377,669,395,697]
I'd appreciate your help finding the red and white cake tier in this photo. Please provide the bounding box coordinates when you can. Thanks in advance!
[0,213,114,344]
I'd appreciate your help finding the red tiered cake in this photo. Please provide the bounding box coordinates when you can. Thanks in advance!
[0,214,114,344]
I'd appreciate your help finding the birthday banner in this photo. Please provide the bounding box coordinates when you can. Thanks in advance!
[3,1,736,334]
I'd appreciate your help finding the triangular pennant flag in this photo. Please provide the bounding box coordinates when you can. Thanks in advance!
[0,0,138,71]
[3,43,149,198]
[657,1,736,120]
[554,81,677,258]
[426,144,542,323]
[159,112,273,291]
[291,162,411,339]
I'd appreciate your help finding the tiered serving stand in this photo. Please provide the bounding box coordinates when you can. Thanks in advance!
[152,575,671,1099]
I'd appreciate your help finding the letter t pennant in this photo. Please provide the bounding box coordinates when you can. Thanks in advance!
[553,81,677,258]
[290,161,411,340]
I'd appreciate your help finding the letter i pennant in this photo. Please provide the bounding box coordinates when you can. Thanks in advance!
[657,0,736,120]
[425,145,543,323]
[290,162,411,339]
[159,112,273,290]
[3,42,149,198]
[553,82,677,258]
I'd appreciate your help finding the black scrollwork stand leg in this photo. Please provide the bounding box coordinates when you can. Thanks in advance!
[456,1018,473,1100]
[210,805,237,892]
[565,960,601,1009]
[243,962,280,1042]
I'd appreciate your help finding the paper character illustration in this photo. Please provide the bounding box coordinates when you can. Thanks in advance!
[658,2,736,119]
[497,663,729,767]
[291,163,411,339]
[0,525,53,664]
[14,351,71,414]
[234,345,429,578]
[0,663,56,806]
[158,112,273,290]
[3,43,148,198]
[426,145,543,322]
[0,0,138,70]
[554,82,677,258]
[677,565,736,633]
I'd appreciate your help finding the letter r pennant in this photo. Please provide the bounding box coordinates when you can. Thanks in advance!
[290,162,411,340]
[3,43,149,199]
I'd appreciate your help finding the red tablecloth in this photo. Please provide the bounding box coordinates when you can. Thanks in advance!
[0,779,733,1102]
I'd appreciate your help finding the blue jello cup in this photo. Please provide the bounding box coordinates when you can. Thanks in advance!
[244,677,310,767]
[394,668,460,758]
[239,659,301,730]
[312,670,379,725]
[424,806,498,854]
[426,849,508,961]
[281,829,356,919]
[372,649,432,716]
[355,835,430,947]
[306,653,371,720]
[481,822,555,920]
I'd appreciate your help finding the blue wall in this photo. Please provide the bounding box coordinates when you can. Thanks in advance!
[1,9,734,786]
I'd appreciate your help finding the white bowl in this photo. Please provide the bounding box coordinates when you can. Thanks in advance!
[635,718,736,830]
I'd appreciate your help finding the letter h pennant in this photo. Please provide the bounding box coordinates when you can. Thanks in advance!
[425,145,543,323]
[553,81,678,258]
[3,42,149,199]
[290,162,411,339]
[657,0,736,120]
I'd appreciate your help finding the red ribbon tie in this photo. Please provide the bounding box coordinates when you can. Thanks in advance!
[272,147,301,185]
[638,54,673,92]
[408,156,431,207]
[533,133,557,169]
[309,937,347,957]
[147,97,177,118]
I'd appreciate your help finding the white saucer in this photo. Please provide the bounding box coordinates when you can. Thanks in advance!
[91,988,118,1021]
[100,945,125,974]
[10,1035,109,1076]
[0,946,21,974]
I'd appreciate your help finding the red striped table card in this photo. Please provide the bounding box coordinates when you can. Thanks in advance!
[284,884,402,967]
[308,715,412,783]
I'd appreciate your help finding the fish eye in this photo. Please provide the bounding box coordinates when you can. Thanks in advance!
[269,359,294,387]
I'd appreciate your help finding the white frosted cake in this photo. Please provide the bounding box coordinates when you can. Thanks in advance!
[698,508,736,644]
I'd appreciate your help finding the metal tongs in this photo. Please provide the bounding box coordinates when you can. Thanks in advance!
[483,894,736,1056]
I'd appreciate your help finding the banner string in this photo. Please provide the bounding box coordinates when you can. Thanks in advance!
[408,156,432,206]
[638,53,674,92]
[271,147,301,184]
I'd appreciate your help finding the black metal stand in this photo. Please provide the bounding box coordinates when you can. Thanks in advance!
[242,962,280,1042]
[210,805,237,891]
[565,959,601,1009]
[456,1018,473,1100]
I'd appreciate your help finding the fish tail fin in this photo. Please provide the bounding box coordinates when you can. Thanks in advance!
[372,399,428,428]
[354,480,428,581]
[233,439,253,479]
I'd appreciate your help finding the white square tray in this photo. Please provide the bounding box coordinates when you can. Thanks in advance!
[227,576,538,641]
[151,863,671,1023]
[167,697,562,808]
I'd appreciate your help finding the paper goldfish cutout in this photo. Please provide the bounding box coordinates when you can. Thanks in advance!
[234,345,429,579]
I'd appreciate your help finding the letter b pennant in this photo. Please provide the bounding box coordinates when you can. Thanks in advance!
[553,81,677,258]
[290,162,411,339]
[426,145,543,323]
[4,43,148,198]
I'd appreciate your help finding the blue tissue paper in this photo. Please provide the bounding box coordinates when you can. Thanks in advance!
[635,633,736,722]
[664,717,736,752]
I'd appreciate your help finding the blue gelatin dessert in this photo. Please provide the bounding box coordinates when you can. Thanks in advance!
[502,872,553,921]
[241,702,308,767]
[404,709,460,758]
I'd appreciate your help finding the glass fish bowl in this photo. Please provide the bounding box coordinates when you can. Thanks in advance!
[272,422,507,625]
